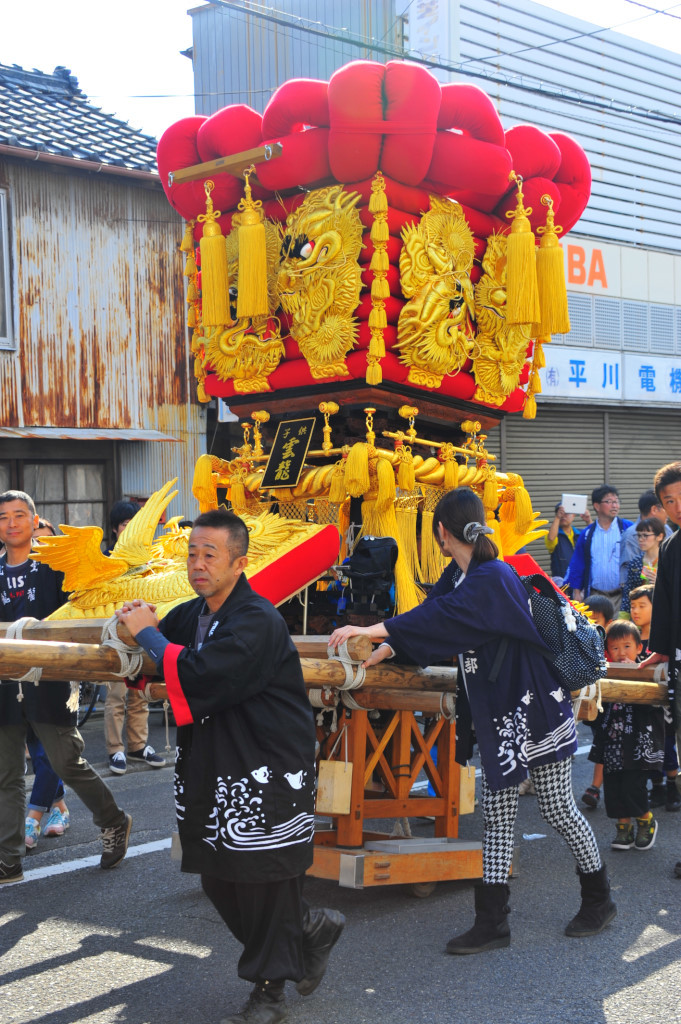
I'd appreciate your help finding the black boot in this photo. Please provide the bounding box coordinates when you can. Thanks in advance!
[446,883,511,955]
[296,908,345,996]
[666,778,681,812]
[565,864,617,937]
[220,981,287,1024]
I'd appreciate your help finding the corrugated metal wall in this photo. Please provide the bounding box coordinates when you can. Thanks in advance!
[192,0,400,115]
[120,403,207,521]
[458,0,681,251]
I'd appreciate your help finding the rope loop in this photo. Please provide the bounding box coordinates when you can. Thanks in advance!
[100,616,145,679]
[439,691,456,720]
[326,639,366,691]
[7,617,43,688]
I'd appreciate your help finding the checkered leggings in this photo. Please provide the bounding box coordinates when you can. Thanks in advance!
[481,759,602,884]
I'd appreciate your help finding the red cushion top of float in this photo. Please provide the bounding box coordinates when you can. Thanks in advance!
[248,525,340,606]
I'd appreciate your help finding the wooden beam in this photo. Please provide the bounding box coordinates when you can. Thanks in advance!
[167,143,283,186]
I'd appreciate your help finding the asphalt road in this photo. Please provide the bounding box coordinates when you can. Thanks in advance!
[2,708,681,1024]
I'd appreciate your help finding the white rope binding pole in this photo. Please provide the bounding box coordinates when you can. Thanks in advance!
[6,617,43,700]
[326,639,366,691]
[100,616,145,679]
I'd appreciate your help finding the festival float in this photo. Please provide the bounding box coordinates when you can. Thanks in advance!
[1,61,666,892]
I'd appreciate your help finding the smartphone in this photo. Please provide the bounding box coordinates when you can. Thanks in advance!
[560,493,587,515]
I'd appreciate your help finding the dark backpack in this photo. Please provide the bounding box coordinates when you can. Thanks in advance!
[490,570,607,691]
[345,535,398,613]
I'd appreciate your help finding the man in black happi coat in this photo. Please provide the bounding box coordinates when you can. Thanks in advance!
[118,509,343,1024]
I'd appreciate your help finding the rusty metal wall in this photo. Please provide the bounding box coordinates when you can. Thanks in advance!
[119,402,207,522]
[0,157,190,429]
[0,156,206,517]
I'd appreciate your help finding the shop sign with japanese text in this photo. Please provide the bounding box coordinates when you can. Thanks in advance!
[539,348,681,404]
[261,418,316,489]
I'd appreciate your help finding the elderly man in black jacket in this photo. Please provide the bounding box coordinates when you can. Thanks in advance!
[0,490,131,884]
[117,508,344,1024]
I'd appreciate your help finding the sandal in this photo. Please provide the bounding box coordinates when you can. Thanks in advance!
[581,785,601,809]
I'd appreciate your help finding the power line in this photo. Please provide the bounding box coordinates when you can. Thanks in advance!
[619,0,681,21]
[210,0,681,130]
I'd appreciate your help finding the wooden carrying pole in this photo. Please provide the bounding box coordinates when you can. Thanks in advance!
[0,623,669,705]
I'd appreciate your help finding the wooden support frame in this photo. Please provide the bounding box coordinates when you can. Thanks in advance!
[309,707,484,889]
[167,142,283,187]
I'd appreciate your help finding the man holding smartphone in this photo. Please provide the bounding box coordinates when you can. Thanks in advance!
[545,497,592,581]
[564,485,633,612]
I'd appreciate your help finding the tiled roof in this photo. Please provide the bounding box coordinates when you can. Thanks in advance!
[0,64,158,172]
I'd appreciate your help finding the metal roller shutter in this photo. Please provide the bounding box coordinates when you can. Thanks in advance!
[501,406,606,572]
[607,410,681,517]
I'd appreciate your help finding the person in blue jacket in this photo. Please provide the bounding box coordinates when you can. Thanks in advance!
[329,487,616,955]
[564,485,633,612]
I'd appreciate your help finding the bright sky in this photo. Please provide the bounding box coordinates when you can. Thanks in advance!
[2,0,681,141]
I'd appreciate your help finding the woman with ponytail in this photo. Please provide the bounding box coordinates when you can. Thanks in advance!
[330,487,615,954]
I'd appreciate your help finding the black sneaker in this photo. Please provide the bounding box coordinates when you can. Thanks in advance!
[0,859,23,884]
[100,813,132,869]
[611,823,635,850]
[128,745,165,768]
[109,752,127,775]
[635,814,658,850]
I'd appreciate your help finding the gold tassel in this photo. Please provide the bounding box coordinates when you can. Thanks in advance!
[533,339,546,368]
[514,485,534,534]
[370,219,389,244]
[329,459,347,504]
[365,360,382,385]
[192,454,218,512]
[338,498,350,562]
[370,250,389,273]
[236,166,268,319]
[505,172,540,326]
[420,510,448,584]
[396,505,423,583]
[187,305,196,328]
[184,252,197,277]
[197,180,231,328]
[397,447,415,492]
[230,472,247,513]
[483,471,498,511]
[180,220,195,253]
[375,457,396,512]
[187,279,198,303]
[523,394,537,420]
[197,380,210,403]
[368,178,389,214]
[533,195,570,336]
[366,173,388,387]
[345,442,370,496]
[369,327,386,359]
[444,458,459,490]
[368,305,387,329]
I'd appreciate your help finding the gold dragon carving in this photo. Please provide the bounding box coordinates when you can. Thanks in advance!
[396,197,476,388]
[472,232,532,406]
[30,479,337,619]
[276,186,363,379]
[202,218,285,393]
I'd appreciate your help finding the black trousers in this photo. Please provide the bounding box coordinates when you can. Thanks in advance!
[201,873,307,984]
[603,769,650,819]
